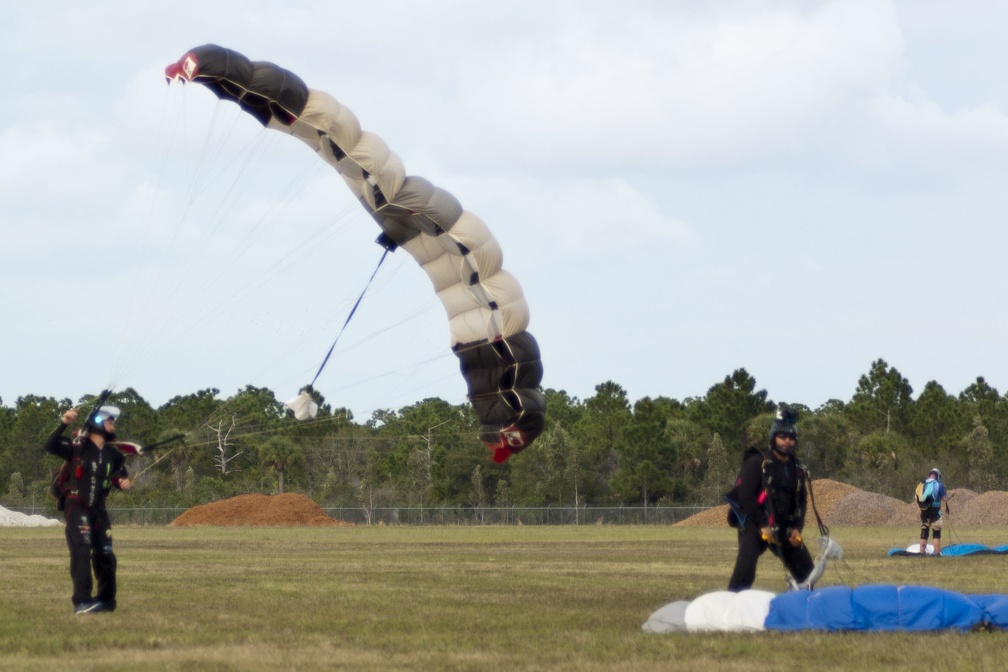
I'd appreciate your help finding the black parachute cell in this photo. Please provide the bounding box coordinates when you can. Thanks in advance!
[168,44,308,126]
[457,332,546,457]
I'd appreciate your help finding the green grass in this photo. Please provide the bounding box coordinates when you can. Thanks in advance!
[1,525,1005,671]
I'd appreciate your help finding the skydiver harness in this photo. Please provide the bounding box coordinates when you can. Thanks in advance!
[915,479,940,511]
[50,444,83,512]
[761,455,838,590]
[51,436,118,512]
[761,456,810,541]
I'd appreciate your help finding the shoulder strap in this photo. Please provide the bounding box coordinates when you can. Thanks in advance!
[67,440,84,491]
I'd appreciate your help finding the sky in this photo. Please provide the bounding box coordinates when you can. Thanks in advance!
[3,0,1008,421]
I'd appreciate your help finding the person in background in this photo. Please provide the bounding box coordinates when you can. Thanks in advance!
[918,467,950,556]
[44,404,132,614]
[727,403,815,591]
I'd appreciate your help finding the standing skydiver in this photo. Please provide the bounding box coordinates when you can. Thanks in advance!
[917,467,951,555]
[727,403,815,591]
[44,400,132,614]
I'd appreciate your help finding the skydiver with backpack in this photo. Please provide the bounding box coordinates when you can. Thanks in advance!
[44,403,132,614]
[917,468,950,556]
[726,404,815,591]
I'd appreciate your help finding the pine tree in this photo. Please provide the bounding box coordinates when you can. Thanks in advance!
[966,415,996,492]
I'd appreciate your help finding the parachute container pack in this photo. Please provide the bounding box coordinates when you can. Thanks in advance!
[166,45,546,462]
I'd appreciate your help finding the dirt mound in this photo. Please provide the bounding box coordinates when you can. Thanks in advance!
[807,479,861,516]
[955,491,1008,525]
[169,493,352,527]
[679,503,732,527]
[677,481,1008,527]
[677,479,858,527]
[824,491,904,526]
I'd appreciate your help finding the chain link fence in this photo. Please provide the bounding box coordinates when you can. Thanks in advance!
[5,503,710,527]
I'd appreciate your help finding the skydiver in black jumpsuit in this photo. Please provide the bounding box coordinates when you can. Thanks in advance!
[727,404,814,591]
[44,405,132,614]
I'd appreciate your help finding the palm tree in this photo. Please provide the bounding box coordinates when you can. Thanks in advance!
[259,436,305,493]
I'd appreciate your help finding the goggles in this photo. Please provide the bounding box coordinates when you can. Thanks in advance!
[92,405,121,425]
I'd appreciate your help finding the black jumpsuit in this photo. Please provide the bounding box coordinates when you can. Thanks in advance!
[728,447,814,591]
[44,423,128,610]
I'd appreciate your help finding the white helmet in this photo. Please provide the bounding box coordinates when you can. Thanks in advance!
[90,405,121,426]
[88,405,121,439]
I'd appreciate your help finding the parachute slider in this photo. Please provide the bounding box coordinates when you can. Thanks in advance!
[286,391,319,421]
[787,536,843,591]
[375,232,399,252]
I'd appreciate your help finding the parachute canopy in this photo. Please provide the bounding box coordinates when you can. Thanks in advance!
[644,586,1008,633]
[889,542,1008,557]
[165,45,545,461]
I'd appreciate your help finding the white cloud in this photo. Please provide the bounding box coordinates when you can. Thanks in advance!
[4,0,1008,415]
[446,2,903,171]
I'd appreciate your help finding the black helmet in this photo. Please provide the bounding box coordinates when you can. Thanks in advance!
[768,403,798,449]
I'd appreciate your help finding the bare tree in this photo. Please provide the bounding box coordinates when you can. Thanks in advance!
[207,415,243,475]
[407,420,447,504]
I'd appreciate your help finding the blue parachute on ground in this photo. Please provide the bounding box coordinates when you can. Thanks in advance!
[643,586,1008,633]
[888,542,1008,557]
[164,45,545,462]
[766,585,1008,632]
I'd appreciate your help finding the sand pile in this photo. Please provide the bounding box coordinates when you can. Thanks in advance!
[169,493,352,527]
[677,480,1008,527]
[0,504,62,527]
[953,491,1008,525]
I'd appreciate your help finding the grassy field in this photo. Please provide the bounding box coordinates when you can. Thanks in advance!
[1,524,1005,671]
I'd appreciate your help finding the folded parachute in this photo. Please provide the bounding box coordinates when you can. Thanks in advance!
[165,45,545,462]
[643,586,1008,633]
[888,542,1008,557]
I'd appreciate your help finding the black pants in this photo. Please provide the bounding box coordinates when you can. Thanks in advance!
[728,524,814,591]
[64,500,117,609]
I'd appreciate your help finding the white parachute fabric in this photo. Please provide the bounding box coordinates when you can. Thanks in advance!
[285,391,319,421]
[907,543,935,555]
[641,600,691,633]
[788,536,843,590]
[685,590,775,632]
[643,590,773,633]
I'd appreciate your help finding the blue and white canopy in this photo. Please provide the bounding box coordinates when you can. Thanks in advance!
[644,586,1008,633]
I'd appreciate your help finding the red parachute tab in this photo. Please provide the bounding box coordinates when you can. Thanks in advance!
[490,446,512,463]
[486,425,530,463]
[164,52,199,83]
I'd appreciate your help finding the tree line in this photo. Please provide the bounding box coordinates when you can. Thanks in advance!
[2,358,1006,513]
